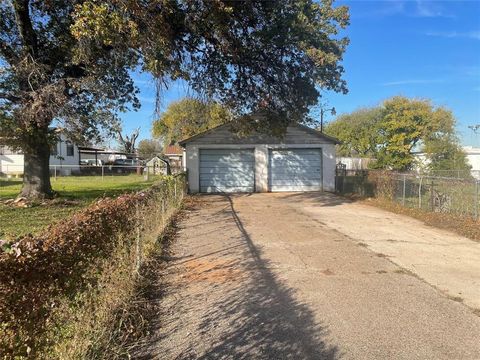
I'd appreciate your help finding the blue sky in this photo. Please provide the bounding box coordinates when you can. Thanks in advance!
[119,0,480,146]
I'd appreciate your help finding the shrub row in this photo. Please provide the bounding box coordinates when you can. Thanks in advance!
[0,174,186,359]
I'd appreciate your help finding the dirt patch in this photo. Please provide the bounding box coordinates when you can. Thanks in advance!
[182,258,243,284]
[320,268,335,276]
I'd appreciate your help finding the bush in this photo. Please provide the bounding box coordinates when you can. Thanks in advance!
[367,170,397,199]
[0,174,186,359]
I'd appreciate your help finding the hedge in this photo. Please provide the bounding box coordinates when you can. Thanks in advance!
[0,174,186,359]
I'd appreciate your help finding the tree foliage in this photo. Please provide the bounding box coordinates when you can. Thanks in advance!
[326,96,469,171]
[0,0,349,198]
[324,107,382,157]
[137,139,163,159]
[152,98,232,145]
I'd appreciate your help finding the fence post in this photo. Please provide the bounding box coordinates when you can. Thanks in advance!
[402,174,406,206]
[135,202,142,272]
[54,165,57,181]
[418,176,423,209]
[475,181,479,220]
[174,180,177,203]
[161,199,165,229]
[430,179,435,212]
[101,165,104,180]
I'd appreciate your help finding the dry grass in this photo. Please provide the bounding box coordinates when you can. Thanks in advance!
[362,197,480,243]
[94,197,198,359]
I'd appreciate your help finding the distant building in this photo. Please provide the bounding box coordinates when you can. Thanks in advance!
[164,145,184,170]
[413,147,480,179]
[463,146,480,179]
[145,156,169,175]
[0,133,80,175]
[78,147,128,165]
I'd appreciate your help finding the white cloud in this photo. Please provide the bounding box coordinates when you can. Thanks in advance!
[414,0,455,18]
[426,31,480,40]
[138,96,156,104]
[351,0,453,19]
[352,0,406,18]
[382,79,444,86]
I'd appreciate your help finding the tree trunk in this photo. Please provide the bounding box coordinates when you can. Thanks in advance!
[19,137,54,200]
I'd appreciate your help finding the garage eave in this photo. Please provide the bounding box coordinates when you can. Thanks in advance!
[179,122,341,146]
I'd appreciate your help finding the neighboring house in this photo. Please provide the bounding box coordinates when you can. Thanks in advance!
[179,122,339,193]
[164,145,184,170]
[0,133,80,175]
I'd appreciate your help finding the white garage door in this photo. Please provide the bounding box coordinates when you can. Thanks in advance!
[199,149,255,193]
[269,148,323,191]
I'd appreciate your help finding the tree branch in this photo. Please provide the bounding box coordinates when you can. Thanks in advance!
[12,0,38,56]
[0,39,19,64]
[0,92,21,102]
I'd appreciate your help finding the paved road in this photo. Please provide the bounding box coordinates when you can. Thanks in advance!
[136,193,480,360]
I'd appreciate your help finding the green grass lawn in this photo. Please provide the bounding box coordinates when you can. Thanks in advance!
[0,175,162,238]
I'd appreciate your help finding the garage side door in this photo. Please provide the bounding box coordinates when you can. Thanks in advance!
[269,148,322,192]
[199,149,255,193]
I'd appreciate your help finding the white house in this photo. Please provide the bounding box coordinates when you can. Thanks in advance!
[0,133,80,176]
[463,146,480,179]
[179,122,339,193]
[413,147,480,179]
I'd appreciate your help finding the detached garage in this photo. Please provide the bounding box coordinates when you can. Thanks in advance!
[179,123,339,193]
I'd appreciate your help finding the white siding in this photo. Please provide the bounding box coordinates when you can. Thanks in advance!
[0,154,24,174]
[0,134,80,175]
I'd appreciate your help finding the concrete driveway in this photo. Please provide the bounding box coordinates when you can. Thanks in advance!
[136,193,480,360]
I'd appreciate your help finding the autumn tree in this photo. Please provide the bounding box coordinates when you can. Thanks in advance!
[0,0,349,199]
[326,96,468,171]
[374,97,460,171]
[325,107,383,157]
[152,98,231,145]
[421,107,471,172]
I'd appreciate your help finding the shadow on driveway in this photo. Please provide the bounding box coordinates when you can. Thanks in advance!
[136,194,341,359]
[194,194,339,359]
[280,191,354,207]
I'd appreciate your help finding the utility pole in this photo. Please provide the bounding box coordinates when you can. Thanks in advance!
[320,105,336,133]
[468,124,480,136]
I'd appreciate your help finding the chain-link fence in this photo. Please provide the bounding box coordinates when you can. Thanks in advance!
[0,163,183,182]
[336,170,480,220]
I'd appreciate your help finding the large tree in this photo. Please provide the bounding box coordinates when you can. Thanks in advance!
[326,96,468,171]
[152,98,231,145]
[325,107,383,157]
[117,128,139,154]
[0,0,349,199]
[421,107,471,172]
